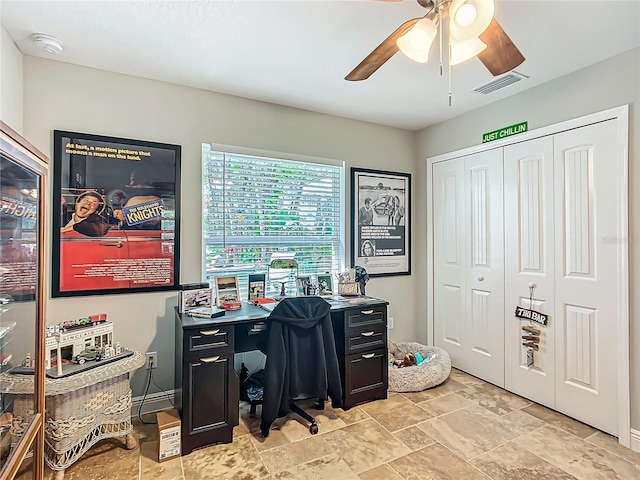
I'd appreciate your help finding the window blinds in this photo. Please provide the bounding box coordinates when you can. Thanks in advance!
[202,145,344,298]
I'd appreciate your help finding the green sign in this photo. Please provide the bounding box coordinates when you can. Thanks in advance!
[482,121,528,143]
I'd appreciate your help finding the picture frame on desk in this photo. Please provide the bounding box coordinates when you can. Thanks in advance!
[351,167,411,277]
[295,275,312,296]
[317,274,333,296]
[214,275,239,307]
[248,273,266,301]
[179,284,212,313]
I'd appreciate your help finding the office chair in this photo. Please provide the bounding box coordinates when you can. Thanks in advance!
[259,296,343,437]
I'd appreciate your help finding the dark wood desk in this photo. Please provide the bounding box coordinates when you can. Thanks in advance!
[174,297,388,455]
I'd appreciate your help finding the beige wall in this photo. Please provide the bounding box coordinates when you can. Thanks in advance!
[21,57,417,396]
[415,47,640,430]
[0,25,23,132]
[5,41,638,433]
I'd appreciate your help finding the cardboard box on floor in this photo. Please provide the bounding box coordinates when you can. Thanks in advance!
[157,409,181,462]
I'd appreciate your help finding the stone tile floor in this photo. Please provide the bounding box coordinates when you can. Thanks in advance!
[16,368,640,479]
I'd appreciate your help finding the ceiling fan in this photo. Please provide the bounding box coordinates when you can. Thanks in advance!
[345,0,525,82]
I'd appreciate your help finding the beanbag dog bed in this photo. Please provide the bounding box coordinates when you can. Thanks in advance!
[388,340,451,392]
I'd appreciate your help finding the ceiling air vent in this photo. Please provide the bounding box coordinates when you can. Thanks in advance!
[472,71,529,95]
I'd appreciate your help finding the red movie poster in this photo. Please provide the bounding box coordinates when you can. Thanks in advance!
[52,131,181,297]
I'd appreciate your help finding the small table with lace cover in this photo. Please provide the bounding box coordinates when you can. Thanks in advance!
[0,351,144,479]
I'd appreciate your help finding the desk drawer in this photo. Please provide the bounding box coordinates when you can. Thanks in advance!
[343,347,388,409]
[187,325,234,352]
[346,325,386,353]
[345,306,386,332]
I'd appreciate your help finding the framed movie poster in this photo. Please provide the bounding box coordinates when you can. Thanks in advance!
[52,130,181,297]
[351,168,411,277]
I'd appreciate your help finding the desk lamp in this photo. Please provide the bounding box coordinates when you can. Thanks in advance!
[268,258,298,298]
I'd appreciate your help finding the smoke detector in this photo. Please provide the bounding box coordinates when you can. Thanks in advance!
[30,33,63,55]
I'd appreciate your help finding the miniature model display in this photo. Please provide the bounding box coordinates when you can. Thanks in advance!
[42,313,133,378]
[71,346,103,365]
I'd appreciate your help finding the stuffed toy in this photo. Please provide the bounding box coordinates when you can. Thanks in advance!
[397,352,424,368]
[388,344,424,368]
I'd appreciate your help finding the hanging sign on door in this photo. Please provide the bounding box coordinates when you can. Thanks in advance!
[514,306,548,326]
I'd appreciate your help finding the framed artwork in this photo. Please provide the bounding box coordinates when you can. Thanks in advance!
[248,273,266,301]
[52,130,181,297]
[179,284,212,313]
[317,274,333,296]
[351,167,411,277]
[214,274,239,307]
[295,275,312,296]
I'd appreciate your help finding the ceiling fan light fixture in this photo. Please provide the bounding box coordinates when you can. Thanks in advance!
[449,35,487,65]
[454,3,477,27]
[396,17,438,63]
[449,0,494,41]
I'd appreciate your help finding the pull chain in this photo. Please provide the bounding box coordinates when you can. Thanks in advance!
[439,14,443,77]
[448,39,452,106]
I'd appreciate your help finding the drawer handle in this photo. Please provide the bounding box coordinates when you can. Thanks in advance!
[201,356,220,363]
[362,353,375,359]
[360,310,374,315]
[360,331,375,337]
[200,329,220,336]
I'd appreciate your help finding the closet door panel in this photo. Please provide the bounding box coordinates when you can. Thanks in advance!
[504,137,555,407]
[554,120,619,435]
[465,149,505,387]
[433,160,469,370]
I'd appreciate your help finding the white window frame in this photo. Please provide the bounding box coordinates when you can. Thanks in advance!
[202,143,346,298]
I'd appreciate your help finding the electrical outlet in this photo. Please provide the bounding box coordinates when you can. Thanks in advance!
[146,351,157,369]
[388,317,394,329]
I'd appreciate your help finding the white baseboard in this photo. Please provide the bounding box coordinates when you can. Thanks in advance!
[131,389,176,418]
[631,428,640,453]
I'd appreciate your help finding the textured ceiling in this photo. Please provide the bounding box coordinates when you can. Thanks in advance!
[2,0,639,131]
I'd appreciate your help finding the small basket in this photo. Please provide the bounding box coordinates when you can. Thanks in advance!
[338,282,360,296]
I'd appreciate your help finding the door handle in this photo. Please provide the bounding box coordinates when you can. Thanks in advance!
[362,353,375,359]
[360,331,375,337]
[360,310,374,315]
[99,242,123,248]
[200,329,220,336]
[478,276,484,281]
[201,356,220,363]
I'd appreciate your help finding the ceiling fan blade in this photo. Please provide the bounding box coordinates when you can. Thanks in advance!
[477,19,525,76]
[345,17,421,81]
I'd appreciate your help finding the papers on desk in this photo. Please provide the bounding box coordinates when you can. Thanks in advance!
[186,306,226,319]
[325,295,378,306]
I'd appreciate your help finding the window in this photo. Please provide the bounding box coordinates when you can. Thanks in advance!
[202,145,345,298]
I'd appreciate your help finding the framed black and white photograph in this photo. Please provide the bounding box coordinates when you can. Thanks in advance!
[295,275,312,296]
[52,130,181,297]
[317,274,333,296]
[351,168,411,277]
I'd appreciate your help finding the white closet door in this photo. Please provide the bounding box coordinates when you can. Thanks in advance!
[433,150,505,386]
[554,120,619,435]
[504,137,556,407]
[465,149,505,387]
[433,159,468,372]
